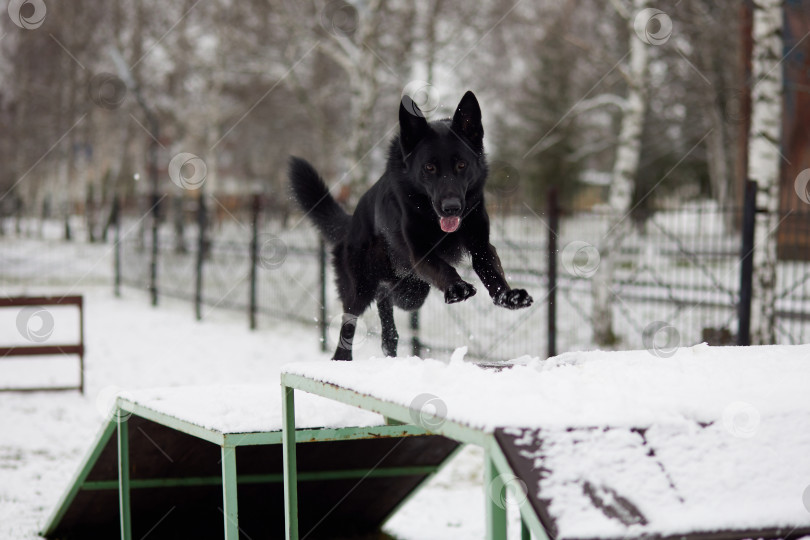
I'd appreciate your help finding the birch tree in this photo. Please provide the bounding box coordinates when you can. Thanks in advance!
[590,0,658,345]
[748,0,783,344]
[282,1,412,192]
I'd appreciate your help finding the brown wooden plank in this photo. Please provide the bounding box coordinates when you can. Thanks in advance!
[0,386,81,393]
[0,295,83,307]
[0,345,84,357]
[0,295,84,394]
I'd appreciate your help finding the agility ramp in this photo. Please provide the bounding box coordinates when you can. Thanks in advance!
[42,385,459,539]
[282,344,810,540]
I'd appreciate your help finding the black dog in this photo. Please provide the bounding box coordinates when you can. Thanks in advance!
[289,91,533,360]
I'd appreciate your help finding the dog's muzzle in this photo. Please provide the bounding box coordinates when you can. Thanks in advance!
[437,198,463,233]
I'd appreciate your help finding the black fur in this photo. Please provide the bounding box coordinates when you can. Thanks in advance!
[288,158,351,243]
[289,91,532,360]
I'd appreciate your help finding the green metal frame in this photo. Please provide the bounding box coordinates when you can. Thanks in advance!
[280,372,552,540]
[42,394,452,540]
[221,445,239,539]
[486,436,550,540]
[282,385,298,540]
[485,453,507,537]
[118,414,132,540]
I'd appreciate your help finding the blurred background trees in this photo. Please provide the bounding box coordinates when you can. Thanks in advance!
[0,0,747,229]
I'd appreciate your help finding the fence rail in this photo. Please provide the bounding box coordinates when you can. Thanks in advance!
[54,186,810,359]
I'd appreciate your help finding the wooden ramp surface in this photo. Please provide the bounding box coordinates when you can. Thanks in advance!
[495,420,810,540]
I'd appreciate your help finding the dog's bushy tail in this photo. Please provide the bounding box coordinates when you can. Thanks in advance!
[288,157,350,244]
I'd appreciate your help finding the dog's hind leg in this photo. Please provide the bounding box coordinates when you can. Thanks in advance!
[334,312,362,361]
[376,294,398,357]
[333,269,377,361]
[334,290,376,360]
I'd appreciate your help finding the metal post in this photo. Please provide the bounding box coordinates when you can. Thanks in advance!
[521,519,530,540]
[78,296,85,395]
[547,187,558,358]
[319,240,328,352]
[249,194,261,330]
[148,118,160,307]
[195,194,206,321]
[282,385,299,540]
[410,311,421,357]
[221,446,239,540]
[485,452,507,540]
[113,197,121,298]
[117,413,132,540]
[738,179,757,346]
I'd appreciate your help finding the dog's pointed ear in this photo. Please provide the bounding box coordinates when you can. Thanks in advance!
[399,95,428,157]
[451,91,484,152]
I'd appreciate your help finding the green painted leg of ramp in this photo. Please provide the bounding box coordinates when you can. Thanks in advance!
[117,414,132,540]
[221,446,239,539]
[485,451,507,540]
[282,385,298,540]
[487,438,550,540]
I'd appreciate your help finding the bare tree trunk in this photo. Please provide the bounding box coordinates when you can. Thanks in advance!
[592,0,651,346]
[345,52,380,189]
[707,100,730,207]
[343,0,386,191]
[203,9,225,198]
[748,0,783,345]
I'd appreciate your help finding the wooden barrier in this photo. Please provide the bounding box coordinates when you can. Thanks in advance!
[0,295,84,393]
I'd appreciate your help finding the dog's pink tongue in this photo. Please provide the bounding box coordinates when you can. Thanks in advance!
[440,216,461,233]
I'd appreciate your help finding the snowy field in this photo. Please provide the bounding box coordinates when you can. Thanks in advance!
[0,285,526,539]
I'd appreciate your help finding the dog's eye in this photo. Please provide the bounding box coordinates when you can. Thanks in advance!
[424,163,436,173]
[456,161,467,170]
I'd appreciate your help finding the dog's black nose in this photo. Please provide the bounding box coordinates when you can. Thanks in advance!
[441,198,462,215]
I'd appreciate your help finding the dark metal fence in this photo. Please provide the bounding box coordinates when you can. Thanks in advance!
[112,186,810,360]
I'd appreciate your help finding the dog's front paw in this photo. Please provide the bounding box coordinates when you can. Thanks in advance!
[494,289,533,309]
[445,281,476,304]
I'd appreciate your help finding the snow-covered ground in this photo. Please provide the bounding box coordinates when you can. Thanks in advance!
[3,219,809,538]
[0,286,528,539]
